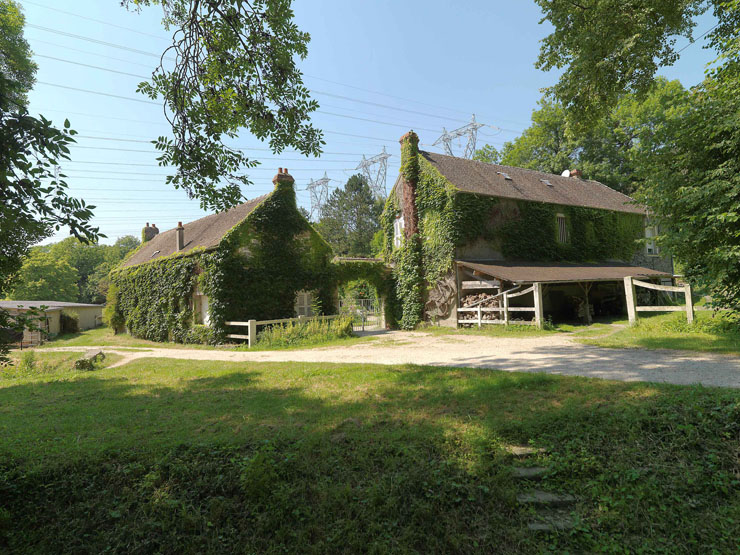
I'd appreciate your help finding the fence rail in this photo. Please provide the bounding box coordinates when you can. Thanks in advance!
[624,276,694,325]
[457,283,543,328]
[225,314,339,347]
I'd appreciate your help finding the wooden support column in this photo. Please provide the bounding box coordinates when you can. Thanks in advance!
[477,305,482,328]
[533,282,544,329]
[503,292,509,325]
[684,282,695,324]
[624,276,637,326]
[248,319,257,348]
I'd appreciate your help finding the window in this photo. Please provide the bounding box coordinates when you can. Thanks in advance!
[393,213,405,248]
[556,213,569,243]
[645,221,659,255]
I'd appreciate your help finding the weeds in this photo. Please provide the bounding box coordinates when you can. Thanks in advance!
[254,316,354,348]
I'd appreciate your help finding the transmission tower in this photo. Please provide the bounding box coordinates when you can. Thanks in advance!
[432,114,485,159]
[307,172,331,221]
[356,146,391,199]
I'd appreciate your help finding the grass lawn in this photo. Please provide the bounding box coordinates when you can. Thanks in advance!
[579,311,740,355]
[0,357,738,552]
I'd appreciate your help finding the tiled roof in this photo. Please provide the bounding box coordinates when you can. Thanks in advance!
[121,195,268,268]
[420,151,645,215]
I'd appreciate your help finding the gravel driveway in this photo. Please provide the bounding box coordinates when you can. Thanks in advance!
[46,330,740,388]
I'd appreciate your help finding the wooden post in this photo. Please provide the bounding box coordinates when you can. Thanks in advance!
[503,292,509,325]
[247,319,257,348]
[477,305,482,328]
[684,282,694,324]
[533,282,544,329]
[624,276,637,326]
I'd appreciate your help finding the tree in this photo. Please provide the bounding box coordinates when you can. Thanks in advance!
[127,0,323,211]
[7,251,79,302]
[472,144,500,164]
[0,0,98,360]
[317,175,383,257]
[535,0,740,312]
[474,79,690,194]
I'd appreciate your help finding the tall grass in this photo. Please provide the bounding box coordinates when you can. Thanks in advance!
[255,316,354,348]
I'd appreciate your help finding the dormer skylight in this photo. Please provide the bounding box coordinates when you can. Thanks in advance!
[496,171,512,181]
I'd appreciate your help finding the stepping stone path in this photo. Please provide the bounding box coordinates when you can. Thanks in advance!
[505,445,578,532]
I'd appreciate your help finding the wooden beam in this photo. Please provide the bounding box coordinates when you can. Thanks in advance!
[624,276,637,326]
[533,282,544,329]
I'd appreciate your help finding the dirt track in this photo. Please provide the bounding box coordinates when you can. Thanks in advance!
[45,330,740,388]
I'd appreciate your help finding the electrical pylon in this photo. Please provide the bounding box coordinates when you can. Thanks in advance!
[356,146,391,199]
[432,114,485,158]
[307,172,331,221]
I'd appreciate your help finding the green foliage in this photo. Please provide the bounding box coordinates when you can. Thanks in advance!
[110,182,336,343]
[394,235,424,330]
[499,201,643,262]
[534,0,706,127]
[254,316,354,348]
[316,174,383,256]
[333,257,396,327]
[103,283,124,333]
[110,256,197,343]
[475,79,689,194]
[472,144,500,164]
[183,324,215,345]
[7,250,79,302]
[128,0,323,212]
[17,350,35,373]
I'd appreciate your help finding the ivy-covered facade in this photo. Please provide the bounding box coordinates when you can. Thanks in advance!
[107,170,340,343]
[382,132,674,328]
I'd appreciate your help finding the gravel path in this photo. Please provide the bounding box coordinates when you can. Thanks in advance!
[45,330,740,388]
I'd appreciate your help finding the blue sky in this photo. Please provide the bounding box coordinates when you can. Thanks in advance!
[20,0,717,244]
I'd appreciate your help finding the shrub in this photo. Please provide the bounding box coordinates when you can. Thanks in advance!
[59,311,79,335]
[74,351,105,372]
[18,351,35,373]
[255,316,354,348]
[183,324,215,345]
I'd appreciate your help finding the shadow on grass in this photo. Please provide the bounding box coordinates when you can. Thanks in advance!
[0,360,738,553]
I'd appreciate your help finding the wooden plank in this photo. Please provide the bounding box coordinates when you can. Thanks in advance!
[632,279,684,293]
[225,321,251,326]
[684,283,694,324]
[507,285,535,298]
[507,307,536,312]
[457,307,503,313]
[461,280,500,290]
[226,334,250,340]
[457,319,535,326]
[624,276,637,326]
[533,282,544,329]
[635,306,686,312]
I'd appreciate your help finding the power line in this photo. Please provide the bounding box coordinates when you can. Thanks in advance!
[23,0,170,40]
[676,22,721,54]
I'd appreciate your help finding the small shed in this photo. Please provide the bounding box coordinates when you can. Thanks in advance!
[0,300,104,346]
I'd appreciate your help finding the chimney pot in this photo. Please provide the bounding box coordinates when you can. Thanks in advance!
[570,169,582,179]
[284,167,288,173]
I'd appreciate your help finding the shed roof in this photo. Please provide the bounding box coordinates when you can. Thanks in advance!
[420,151,645,215]
[122,194,268,268]
[0,300,104,311]
[457,260,670,284]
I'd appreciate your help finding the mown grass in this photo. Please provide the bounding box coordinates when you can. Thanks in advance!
[0,357,738,553]
[580,311,740,355]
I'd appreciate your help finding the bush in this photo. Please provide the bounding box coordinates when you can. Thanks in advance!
[255,316,354,348]
[183,324,215,345]
[74,351,105,371]
[18,351,35,373]
[59,311,79,335]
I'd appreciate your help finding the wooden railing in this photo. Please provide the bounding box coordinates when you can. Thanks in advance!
[224,314,339,347]
[624,276,694,325]
[457,283,544,328]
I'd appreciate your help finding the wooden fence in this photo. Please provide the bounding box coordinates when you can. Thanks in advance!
[224,314,339,348]
[457,283,544,328]
[623,276,694,325]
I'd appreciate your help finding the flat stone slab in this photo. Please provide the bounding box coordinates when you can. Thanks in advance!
[517,490,576,508]
[512,466,548,480]
[505,446,547,457]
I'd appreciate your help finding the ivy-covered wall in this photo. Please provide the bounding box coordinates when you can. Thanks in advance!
[381,150,646,327]
[108,177,337,343]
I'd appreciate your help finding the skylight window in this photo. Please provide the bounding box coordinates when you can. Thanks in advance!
[540,179,553,186]
[496,171,512,181]
[150,250,160,258]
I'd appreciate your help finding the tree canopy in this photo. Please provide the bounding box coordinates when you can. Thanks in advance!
[127,0,324,211]
[7,251,79,302]
[316,175,383,257]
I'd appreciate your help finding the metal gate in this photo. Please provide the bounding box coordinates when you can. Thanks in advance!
[339,297,382,331]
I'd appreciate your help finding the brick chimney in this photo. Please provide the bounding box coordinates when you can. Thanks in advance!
[272,167,295,189]
[142,222,159,242]
[570,169,582,179]
[399,131,420,238]
[176,221,185,251]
